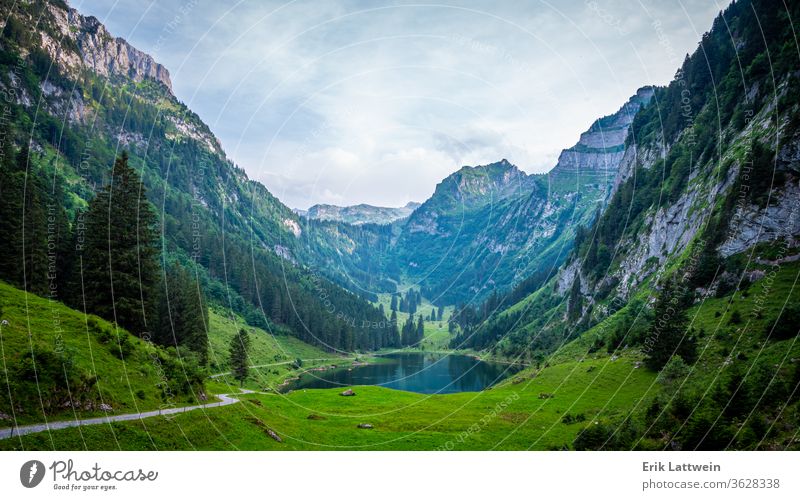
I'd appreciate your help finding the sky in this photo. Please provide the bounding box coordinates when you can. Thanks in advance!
[73,0,722,210]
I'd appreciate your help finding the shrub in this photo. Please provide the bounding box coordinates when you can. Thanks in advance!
[769,305,800,340]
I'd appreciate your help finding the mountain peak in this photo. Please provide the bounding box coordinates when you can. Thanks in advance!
[548,88,654,184]
[304,202,419,225]
[43,2,172,90]
[424,159,536,213]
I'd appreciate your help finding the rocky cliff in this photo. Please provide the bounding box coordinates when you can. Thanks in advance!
[549,87,654,189]
[39,2,172,90]
[304,201,420,225]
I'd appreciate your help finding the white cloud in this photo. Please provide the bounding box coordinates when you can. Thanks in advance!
[75,0,722,209]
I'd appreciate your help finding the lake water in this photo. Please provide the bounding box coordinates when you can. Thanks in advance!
[282,352,522,394]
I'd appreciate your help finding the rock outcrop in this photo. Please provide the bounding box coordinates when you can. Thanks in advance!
[304,201,420,226]
[42,3,172,90]
[549,87,654,186]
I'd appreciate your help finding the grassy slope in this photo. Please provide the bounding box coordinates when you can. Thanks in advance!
[2,261,795,450]
[0,281,199,425]
[206,308,347,391]
[0,353,654,450]
[207,308,334,372]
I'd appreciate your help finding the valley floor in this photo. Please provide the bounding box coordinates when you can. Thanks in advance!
[0,353,654,450]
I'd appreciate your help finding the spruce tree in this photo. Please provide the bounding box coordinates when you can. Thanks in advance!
[0,127,24,285]
[83,153,160,336]
[390,294,397,311]
[390,310,400,347]
[644,277,696,371]
[229,328,251,386]
[156,262,209,365]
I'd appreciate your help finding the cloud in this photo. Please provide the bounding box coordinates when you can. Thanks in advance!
[75,0,722,209]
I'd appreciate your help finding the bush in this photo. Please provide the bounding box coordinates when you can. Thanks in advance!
[769,305,800,339]
[110,330,134,359]
[5,345,96,415]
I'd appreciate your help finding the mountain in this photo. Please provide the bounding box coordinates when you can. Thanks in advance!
[457,0,800,356]
[303,201,420,225]
[1,0,798,452]
[0,0,396,354]
[297,89,654,306]
[444,0,800,449]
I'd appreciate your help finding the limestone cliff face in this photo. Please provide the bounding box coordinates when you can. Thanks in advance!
[549,87,654,183]
[387,92,654,303]
[305,202,420,226]
[557,90,800,310]
[41,3,172,90]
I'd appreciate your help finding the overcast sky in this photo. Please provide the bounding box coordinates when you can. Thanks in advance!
[74,0,722,209]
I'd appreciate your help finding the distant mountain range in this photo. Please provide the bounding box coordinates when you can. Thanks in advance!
[298,88,653,304]
[297,201,420,225]
[2,0,799,451]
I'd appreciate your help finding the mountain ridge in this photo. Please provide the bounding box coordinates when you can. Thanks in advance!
[301,201,421,225]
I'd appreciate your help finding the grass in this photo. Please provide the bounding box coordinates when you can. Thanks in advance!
[0,352,655,450]
[1,260,796,450]
[0,281,199,426]
[207,308,335,372]
[206,308,357,392]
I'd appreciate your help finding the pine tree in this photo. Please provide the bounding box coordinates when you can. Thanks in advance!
[402,315,414,346]
[0,132,65,296]
[390,310,400,347]
[567,276,583,321]
[83,152,160,336]
[0,124,24,286]
[390,294,397,311]
[437,305,444,321]
[270,286,282,322]
[229,328,251,386]
[156,262,209,365]
[644,277,696,371]
[416,316,425,345]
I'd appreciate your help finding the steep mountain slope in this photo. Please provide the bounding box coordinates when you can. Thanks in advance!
[0,281,204,426]
[444,0,800,449]
[303,201,420,225]
[298,90,653,306]
[458,0,800,383]
[389,89,653,304]
[0,0,395,353]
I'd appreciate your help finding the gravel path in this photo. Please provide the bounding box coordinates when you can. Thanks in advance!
[0,392,248,440]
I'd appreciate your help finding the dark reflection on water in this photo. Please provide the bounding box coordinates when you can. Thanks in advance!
[282,352,523,394]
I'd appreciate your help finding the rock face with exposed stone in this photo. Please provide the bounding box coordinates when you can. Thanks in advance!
[42,3,172,90]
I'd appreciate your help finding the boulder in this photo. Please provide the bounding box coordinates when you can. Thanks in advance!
[340,389,356,396]
[266,428,282,442]
[357,423,374,429]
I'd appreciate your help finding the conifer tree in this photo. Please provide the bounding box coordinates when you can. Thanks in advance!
[390,310,400,347]
[83,152,160,336]
[229,328,251,386]
[156,262,209,365]
[644,277,696,371]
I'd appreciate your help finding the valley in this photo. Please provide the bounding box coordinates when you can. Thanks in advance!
[0,0,799,451]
